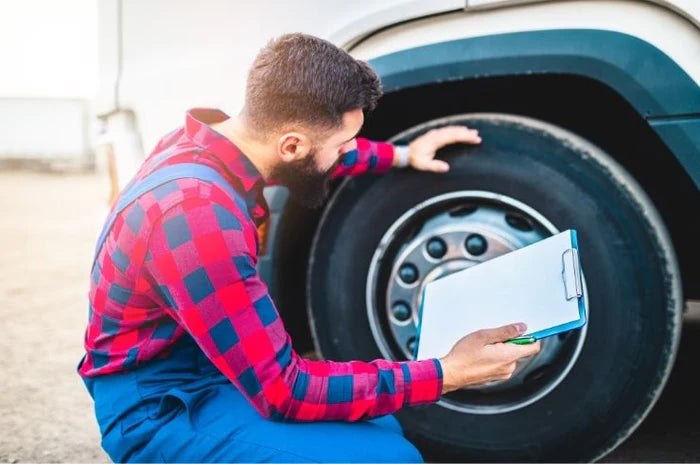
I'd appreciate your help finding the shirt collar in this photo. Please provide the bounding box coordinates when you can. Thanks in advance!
[184,108,265,193]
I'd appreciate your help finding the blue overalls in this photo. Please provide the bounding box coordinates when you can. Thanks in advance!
[77,163,424,463]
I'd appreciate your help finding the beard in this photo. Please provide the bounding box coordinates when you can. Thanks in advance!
[269,147,339,209]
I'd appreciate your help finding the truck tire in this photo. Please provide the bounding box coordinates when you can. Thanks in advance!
[306,113,682,461]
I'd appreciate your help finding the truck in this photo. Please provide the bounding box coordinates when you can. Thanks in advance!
[96,0,700,460]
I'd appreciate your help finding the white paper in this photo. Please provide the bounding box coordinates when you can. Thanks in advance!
[415,230,582,360]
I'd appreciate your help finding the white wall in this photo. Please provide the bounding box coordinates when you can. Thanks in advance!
[0,98,89,161]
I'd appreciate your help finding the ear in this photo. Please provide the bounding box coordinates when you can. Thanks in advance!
[277,131,311,163]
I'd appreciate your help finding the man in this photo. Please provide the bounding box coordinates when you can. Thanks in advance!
[77,33,540,462]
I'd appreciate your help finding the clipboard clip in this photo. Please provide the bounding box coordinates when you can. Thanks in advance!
[561,248,583,300]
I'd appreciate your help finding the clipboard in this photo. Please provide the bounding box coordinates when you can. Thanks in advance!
[413,229,587,361]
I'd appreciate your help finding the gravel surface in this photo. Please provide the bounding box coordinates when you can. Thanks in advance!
[0,169,697,463]
[0,170,108,462]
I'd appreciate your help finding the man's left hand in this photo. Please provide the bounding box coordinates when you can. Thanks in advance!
[401,125,481,173]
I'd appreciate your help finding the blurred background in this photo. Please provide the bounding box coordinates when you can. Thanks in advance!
[0,0,96,171]
[0,0,698,462]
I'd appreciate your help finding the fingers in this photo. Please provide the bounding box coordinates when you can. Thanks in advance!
[426,125,481,146]
[504,340,542,360]
[522,340,542,357]
[408,125,481,174]
[423,159,450,173]
[478,322,527,344]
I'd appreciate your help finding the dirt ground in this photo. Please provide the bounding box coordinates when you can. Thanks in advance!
[0,170,109,462]
[0,169,698,463]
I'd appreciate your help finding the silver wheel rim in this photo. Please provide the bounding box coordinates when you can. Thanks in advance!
[365,190,589,414]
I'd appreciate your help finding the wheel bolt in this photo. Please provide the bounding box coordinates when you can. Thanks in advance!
[407,337,417,354]
[398,263,419,284]
[465,233,488,256]
[392,301,411,322]
[426,237,447,259]
[505,213,534,232]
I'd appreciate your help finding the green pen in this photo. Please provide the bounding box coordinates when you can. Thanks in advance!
[506,336,537,344]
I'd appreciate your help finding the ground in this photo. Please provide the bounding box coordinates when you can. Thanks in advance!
[0,169,697,463]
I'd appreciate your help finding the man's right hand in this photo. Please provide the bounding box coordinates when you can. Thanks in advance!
[438,323,541,394]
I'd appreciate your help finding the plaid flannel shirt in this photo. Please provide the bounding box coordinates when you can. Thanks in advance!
[78,108,443,421]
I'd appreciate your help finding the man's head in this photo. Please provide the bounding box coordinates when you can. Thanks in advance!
[241,33,382,208]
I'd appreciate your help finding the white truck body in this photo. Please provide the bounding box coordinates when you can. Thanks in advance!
[98,0,699,186]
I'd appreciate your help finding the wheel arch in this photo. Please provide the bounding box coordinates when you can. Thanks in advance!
[363,28,700,183]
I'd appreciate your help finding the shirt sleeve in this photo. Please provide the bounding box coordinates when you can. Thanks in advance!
[331,137,395,178]
[142,194,443,422]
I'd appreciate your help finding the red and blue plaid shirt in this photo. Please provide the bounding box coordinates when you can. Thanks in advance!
[79,108,443,421]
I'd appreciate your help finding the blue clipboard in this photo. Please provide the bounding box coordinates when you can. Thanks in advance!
[412,229,587,361]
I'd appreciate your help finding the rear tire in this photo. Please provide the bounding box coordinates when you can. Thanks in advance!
[306,114,682,461]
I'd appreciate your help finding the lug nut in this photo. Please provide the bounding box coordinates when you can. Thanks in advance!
[505,213,534,231]
[398,263,419,284]
[426,237,447,259]
[407,337,417,354]
[392,301,411,322]
[465,233,488,256]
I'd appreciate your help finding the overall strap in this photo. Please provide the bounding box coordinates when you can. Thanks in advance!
[114,144,184,198]
[92,163,250,269]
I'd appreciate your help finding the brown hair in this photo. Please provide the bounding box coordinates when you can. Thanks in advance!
[243,33,382,136]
